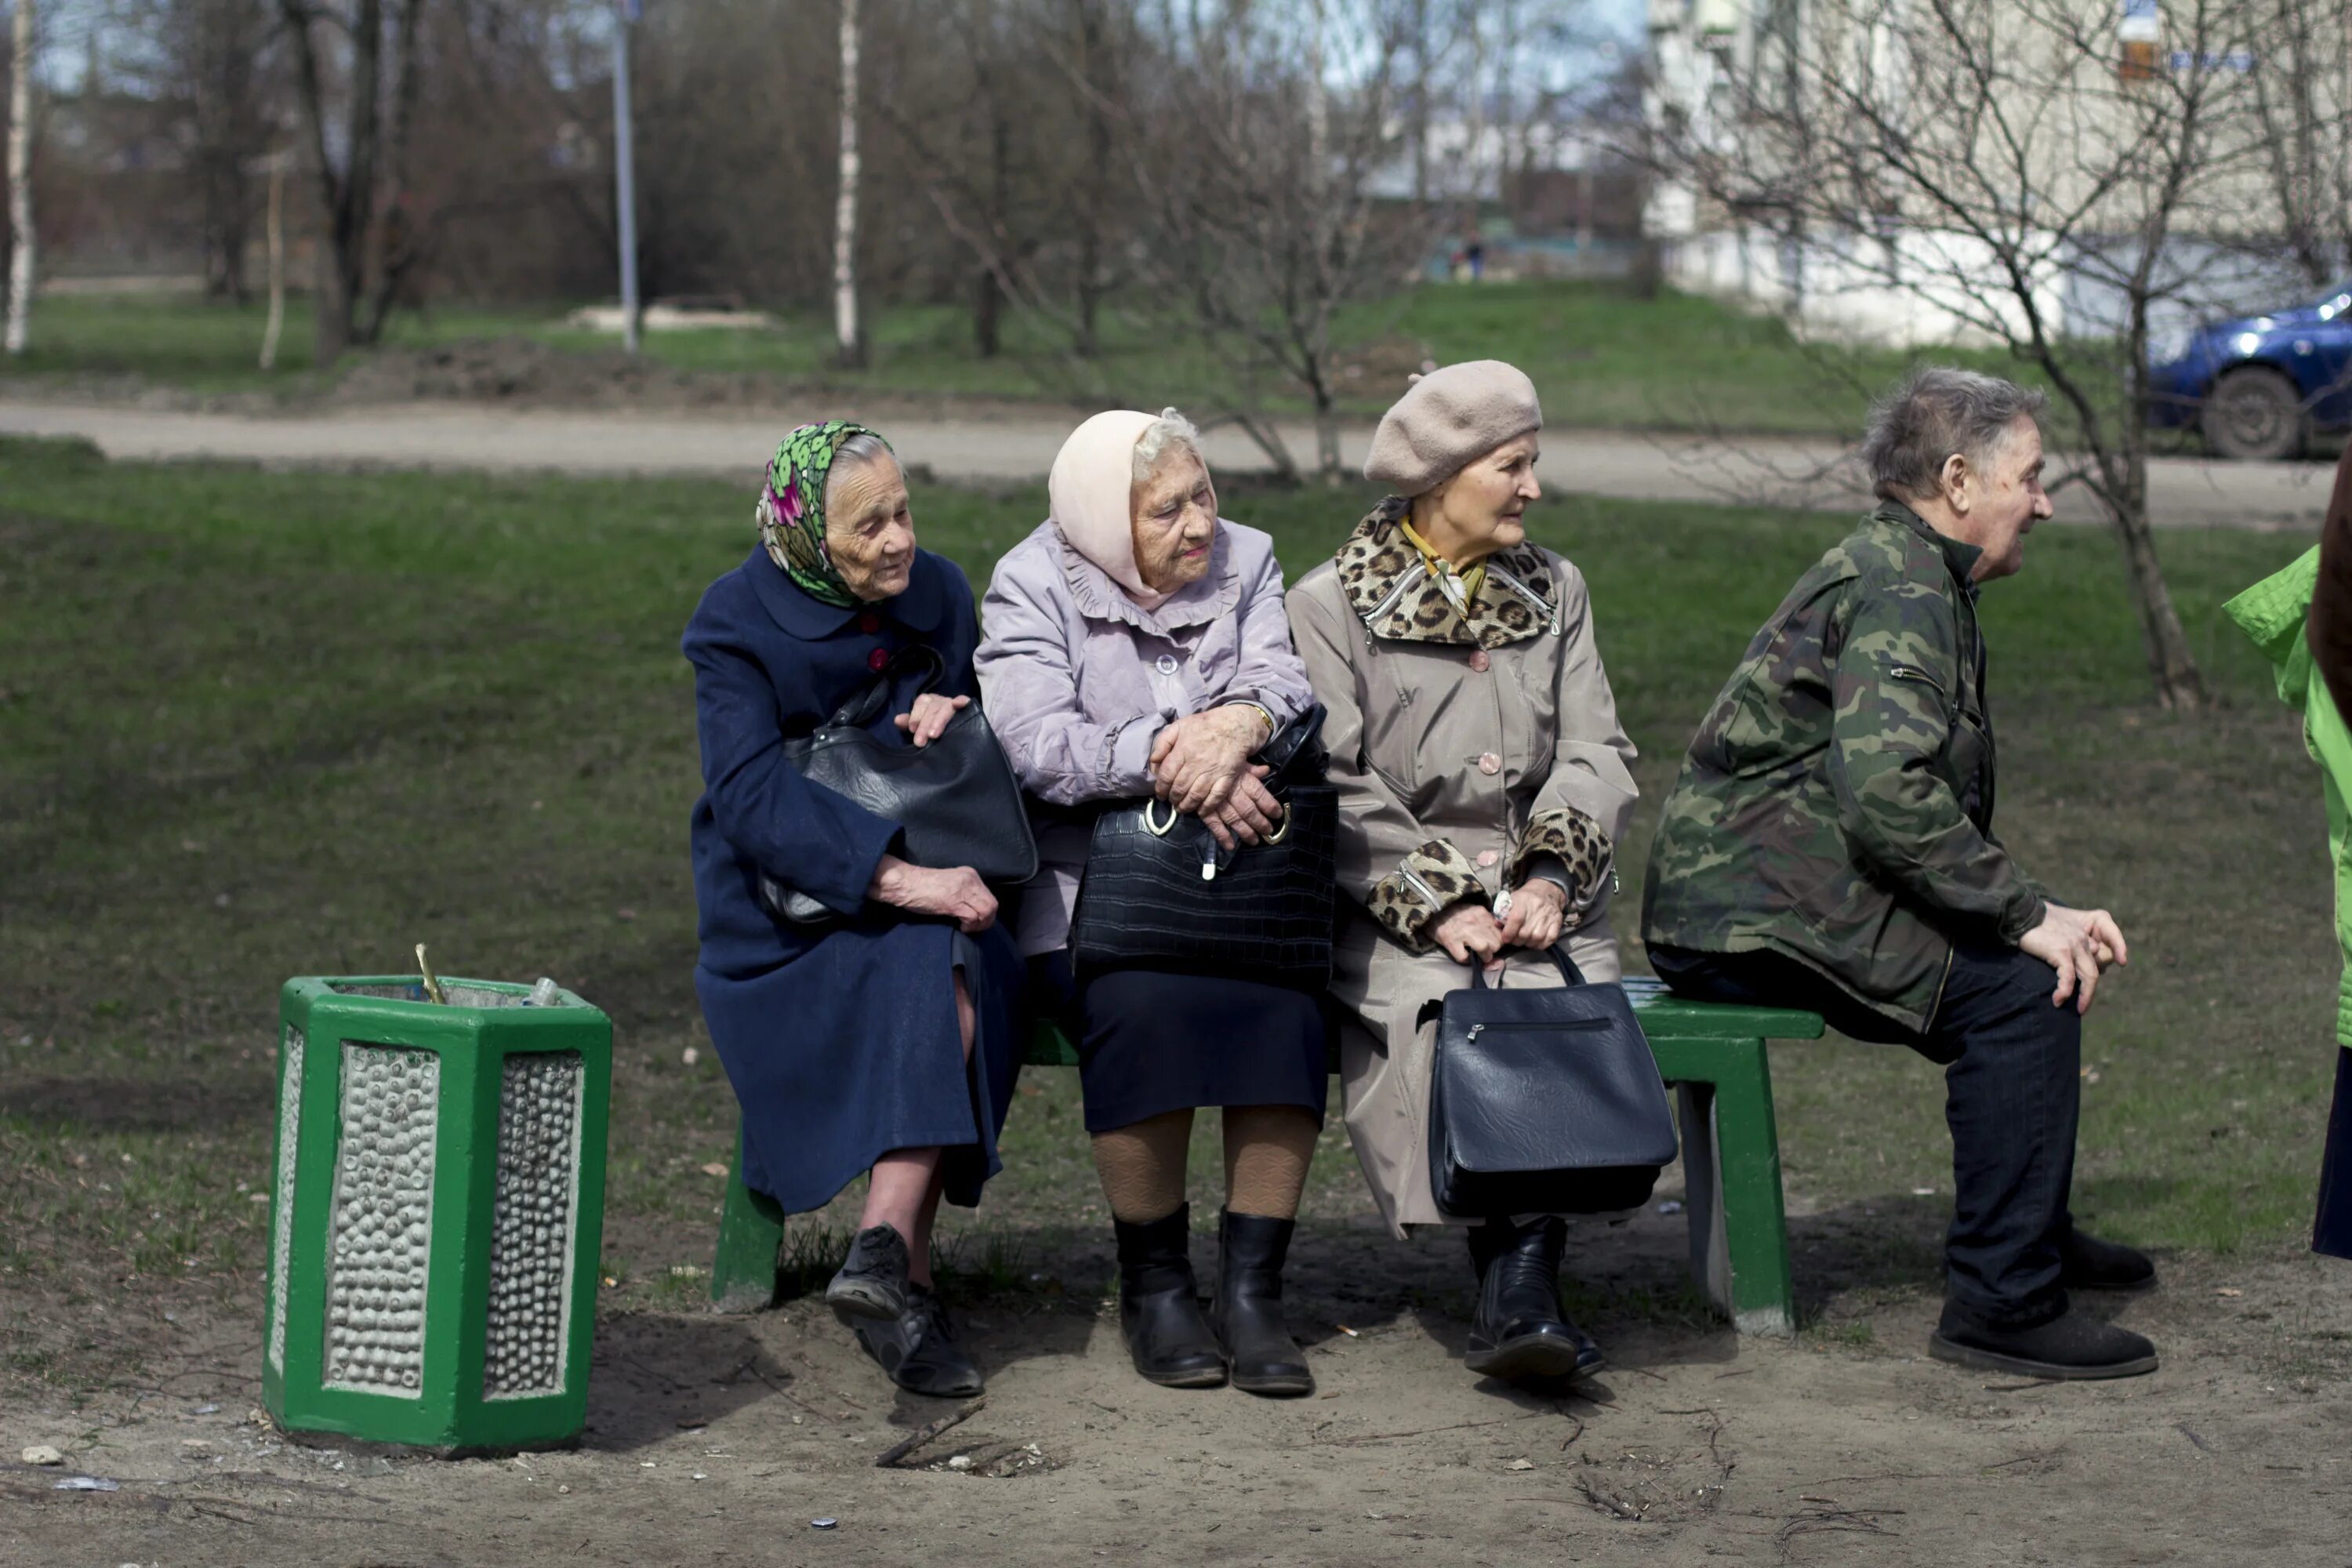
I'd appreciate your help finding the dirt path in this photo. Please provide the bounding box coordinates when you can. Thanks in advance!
[2,397,2337,529]
[6,1205,2348,1567]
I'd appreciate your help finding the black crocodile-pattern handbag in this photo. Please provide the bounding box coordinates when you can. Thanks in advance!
[1068,706,1338,985]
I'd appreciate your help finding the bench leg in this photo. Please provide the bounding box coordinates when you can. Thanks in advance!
[710,1128,789,1314]
[1674,1038,1794,1337]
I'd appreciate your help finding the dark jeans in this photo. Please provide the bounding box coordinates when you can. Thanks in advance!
[1649,942,2081,1329]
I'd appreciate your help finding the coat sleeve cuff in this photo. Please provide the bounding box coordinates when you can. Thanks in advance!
[1102,713,1166,797]
[1505,806,1613,916]
[1999,890,2049,946]
[1367,838,1486,952]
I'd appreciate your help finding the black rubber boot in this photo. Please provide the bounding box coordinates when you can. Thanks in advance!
[849,1283,984,1398]
[1213,1209,1314,1398]
[2059,1229,2157,1292]
[1465,1218,1602,1382]
[1114,1204,1228,1389]
[826,1224,912,1323]
[1929,1302,2158,1380]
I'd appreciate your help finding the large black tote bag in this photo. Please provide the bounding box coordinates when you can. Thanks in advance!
[1426,943,1678,1217]
[757,647,1037,924]
[1068,706,1338,986]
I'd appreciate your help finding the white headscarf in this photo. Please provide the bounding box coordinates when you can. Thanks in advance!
[1048,409,1168,610]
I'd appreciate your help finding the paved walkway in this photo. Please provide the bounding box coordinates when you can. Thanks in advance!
[2,398,2333,529]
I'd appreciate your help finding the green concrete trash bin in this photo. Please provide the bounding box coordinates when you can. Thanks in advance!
[262,975,612,1452]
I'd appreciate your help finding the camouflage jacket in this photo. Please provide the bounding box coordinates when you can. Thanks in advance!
[1641,503,2048,1033]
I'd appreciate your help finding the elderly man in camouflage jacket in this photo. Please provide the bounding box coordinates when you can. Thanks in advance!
[1644,368,2156,1381]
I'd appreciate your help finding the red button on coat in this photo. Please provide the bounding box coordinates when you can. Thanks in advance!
[868,648,890,672]
[1477,752,1501,775]
[1468,649,1490,673]
[859,612,882,633]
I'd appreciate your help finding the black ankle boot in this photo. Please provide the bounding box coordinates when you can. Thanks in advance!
[1113,1204,1227,1388]
[1213,1209,1313,1398]
[1465,1218,1602,1382]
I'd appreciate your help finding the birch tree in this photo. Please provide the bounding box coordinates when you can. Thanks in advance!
[833,0,862,368]
[5,0,33,357]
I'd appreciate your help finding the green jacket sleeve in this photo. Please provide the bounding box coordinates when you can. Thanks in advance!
[1827,579,2046,943]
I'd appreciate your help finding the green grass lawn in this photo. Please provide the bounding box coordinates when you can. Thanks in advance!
[0,434,2325,1374]
[0,281,2031,437]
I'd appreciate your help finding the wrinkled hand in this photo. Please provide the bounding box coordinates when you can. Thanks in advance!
[2017,903,2128,1014]
[1498,877,1567,951]
[1199,771,1282,850]
[893,692,971,748]
[1429,900,1506,969]
[1149,705,1269,814]
[869,855,996,934]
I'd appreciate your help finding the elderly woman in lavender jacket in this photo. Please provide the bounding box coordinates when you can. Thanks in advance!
[976,408,1325,1398]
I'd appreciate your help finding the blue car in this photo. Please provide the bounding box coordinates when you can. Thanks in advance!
[2147,280,2352,459]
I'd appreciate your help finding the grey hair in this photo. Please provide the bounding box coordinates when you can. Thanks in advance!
[1861,368,2048,503]
[823,431,898,510]
[1132,407,1204,483]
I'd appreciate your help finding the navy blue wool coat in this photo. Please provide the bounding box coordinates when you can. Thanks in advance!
[684,546,1024,1214]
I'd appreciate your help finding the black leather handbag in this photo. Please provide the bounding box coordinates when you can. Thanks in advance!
[1068,706,1338,985]
[757,647,1037,925]
[1426,943,1678,1217]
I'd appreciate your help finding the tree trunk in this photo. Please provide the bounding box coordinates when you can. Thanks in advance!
[974,264,1001,358]
[1073,0,1111,359]
[2102,447,2208,712]
[358,0,426,346]
[5,0,34,357]
[260,153,286,370]
[1409,0,1428,206]
[833,0,865,369]
[282,0,384,368]
[1312,383,1342,484]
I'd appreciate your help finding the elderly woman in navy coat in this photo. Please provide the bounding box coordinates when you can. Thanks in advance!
[684,420,1023,1399]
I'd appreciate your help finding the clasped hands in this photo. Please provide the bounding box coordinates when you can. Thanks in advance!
[1430,877,1569,973]
[1149,704,1281,850]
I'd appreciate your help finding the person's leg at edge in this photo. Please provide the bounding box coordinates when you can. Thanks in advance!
[1928,945,2156,1379]
[1098,1108,1226,1388]
[834,973,986,1396]
[1215,1105,1319,1396]
[829,972,976,1317]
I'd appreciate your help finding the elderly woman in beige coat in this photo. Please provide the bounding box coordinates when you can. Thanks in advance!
[1287,361,1638,1385]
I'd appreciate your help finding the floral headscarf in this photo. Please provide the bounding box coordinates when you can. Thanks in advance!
[757,420,891,608]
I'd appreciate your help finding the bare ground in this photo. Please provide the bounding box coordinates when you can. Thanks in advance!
[8,1180,2350,1568]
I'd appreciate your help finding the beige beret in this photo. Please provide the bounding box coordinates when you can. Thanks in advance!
[1362,360,1544,495]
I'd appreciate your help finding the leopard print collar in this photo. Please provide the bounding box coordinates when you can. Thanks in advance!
[1334,496,1561,648]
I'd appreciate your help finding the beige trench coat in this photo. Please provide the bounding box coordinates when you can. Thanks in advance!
[1287,530,1639,1236]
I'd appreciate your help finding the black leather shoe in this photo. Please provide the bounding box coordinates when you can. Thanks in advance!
[826,1224,912,1323]
[850,1283,984,1397]
[1929,1302,2158,1380]
[1465,1218,1602,1382]
[2060,1229,2157,1292]
[1114,1205,1228,1389]
[1213,1209,1314,1398]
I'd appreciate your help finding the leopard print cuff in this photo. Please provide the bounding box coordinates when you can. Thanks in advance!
[1367,838,1486,952]
[1505,807,1613,916]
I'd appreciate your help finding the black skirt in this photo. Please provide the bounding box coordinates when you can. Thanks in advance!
[2317,1047,2352,1261]
[1032,953,1330,1134]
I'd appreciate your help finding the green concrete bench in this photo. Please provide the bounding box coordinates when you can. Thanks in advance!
[710,978,1825,1335]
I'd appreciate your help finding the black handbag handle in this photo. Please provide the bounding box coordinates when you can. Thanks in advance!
[828,644,948,730]
[1464,939,1586,990]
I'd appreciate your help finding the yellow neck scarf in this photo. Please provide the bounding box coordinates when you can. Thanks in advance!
[1399,518,1486,620]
